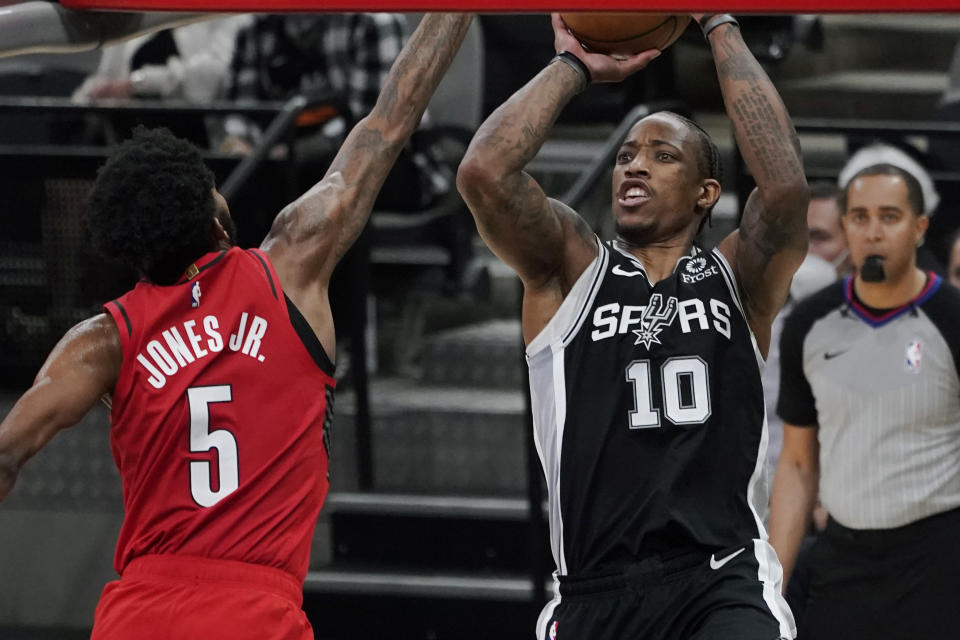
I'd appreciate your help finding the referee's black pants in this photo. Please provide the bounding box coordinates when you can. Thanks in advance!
[806,506,960,639]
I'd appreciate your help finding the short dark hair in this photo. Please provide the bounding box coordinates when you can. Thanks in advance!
[841,163,925,216]
[656,111,723,184]
[643,111,723,232]
[86,126,216,285]
[808,180,843,205]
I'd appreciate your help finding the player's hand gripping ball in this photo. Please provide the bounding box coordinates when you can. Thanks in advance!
[559,13,692,59]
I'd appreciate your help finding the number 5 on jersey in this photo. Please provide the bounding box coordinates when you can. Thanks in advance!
[626,357,711,429]
[187,385,239,507]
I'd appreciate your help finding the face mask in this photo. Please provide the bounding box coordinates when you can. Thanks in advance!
[860,255,886,282]
[830,248,850,272]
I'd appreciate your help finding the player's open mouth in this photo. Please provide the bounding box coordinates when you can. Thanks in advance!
[618,180,651,207]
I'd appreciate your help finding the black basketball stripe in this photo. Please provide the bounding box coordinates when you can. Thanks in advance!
[176,250,228,284]
[562,243,610,346]
[111,300,133,337]
[251,250,278,300]
[284,293,334,377]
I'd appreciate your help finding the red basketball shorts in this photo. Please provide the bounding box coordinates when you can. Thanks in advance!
[91,555,313,640]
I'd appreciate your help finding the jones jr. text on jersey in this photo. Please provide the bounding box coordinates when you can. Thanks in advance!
[136,312,269,389]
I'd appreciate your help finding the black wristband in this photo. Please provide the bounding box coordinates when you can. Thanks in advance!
[552,51,591,92]
[699,14,739,38]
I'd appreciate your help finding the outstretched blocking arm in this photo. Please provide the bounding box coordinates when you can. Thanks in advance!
[457,15,657,342]
[0,315,120,502]
[260,13,473,355]
[708,18,809,355]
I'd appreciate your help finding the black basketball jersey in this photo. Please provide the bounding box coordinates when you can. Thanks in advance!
[526,239,772,576]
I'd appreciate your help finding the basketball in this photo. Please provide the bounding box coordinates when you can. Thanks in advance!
[560,13,692,59]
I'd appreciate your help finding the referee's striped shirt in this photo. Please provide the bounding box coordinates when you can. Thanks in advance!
[777,273,960,529]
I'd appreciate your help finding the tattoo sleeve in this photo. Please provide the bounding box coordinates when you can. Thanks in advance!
[711,24,806,227]
[325,14,474,260]
[709,24,808,354]
[458,60,595,286]
[707,23,809,347]
[263,13,473,278]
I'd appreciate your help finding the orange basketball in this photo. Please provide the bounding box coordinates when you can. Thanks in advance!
[560,13,692,59]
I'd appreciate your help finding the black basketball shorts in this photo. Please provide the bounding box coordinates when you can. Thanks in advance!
[537,540,795,640]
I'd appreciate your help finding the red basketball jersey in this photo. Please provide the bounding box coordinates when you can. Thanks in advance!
[103,247,335,583]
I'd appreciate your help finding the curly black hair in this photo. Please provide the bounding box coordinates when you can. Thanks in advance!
[86,126,216,285]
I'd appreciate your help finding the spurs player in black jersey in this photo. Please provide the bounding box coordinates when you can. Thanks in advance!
[458,13,808,640]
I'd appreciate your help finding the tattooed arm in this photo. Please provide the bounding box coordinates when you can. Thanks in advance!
[458,15,657,343]
[261,14,473,357]
[708,19,809,356]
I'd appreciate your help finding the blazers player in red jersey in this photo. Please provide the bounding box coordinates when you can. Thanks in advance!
[458,13,808,640]
[0,14,472,640]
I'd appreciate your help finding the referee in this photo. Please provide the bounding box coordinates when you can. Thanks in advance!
[769,163,960,639]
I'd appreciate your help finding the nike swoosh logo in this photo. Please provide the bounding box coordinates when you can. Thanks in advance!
[612,264,645,277]
[709,547,746,570]
[824,350,848,360]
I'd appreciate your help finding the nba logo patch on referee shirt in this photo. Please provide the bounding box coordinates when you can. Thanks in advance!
[905,339,922,374]
[549,621,558,640]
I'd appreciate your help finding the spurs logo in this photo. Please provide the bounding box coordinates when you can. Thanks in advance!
[632,294,678,348]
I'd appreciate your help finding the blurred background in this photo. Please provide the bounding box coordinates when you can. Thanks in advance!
[2,8,960,639]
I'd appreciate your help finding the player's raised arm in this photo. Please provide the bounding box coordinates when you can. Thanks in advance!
[706,15,809,354]
[260,14,473,335]
[457,15,658,340]
[0,315,120,501]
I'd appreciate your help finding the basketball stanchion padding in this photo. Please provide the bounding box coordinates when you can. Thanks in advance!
[57,0,960,13]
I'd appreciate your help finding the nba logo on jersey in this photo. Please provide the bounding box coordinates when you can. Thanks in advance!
[549,621,558,640]
[905,339,922,374]
[191,281,202,308]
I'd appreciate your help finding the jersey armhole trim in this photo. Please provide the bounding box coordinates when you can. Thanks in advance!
[525,237,608,357]
[710,248,746,313]
[284,293,336,380]
[561,241,608,346]
[712,247,766,367]
[107,299,133,338]
[248,248,279,301]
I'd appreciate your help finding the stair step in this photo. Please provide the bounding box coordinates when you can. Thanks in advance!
[305,567,536,601]
[328,493,546,571]
[781,70,947,119]
[335,377,525,415]
[822,14,960,35]
[330,379,528,494]
[325,492,529,520]
[420,319,525,389]
[817,15,960,73]
[783,70,947,95]
[301,570,543,639]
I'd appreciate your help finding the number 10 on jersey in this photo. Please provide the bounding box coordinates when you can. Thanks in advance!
[626,356,711,429]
